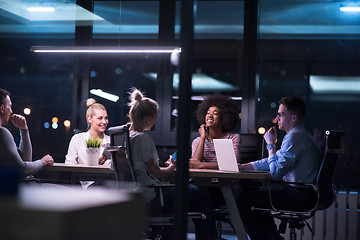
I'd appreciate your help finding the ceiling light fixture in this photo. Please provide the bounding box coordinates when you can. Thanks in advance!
[309,75,360,93]
[26,7,55,12]
[143,73,238,92]
[30,46,182,54]
[172,96,242,101]
[340,3,360,12]
[90,89,119,102]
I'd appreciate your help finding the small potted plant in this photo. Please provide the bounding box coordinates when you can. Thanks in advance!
[86,137,101,165]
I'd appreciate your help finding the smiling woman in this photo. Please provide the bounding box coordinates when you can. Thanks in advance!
[64,98,111,189]
[190,93,240,170]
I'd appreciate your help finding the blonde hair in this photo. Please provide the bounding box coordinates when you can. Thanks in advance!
[128,88,158,129]
[86,98,107,129]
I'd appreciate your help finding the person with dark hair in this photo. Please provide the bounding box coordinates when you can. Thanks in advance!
[127,87,218,240]
[190,93,240,169]
[65,98,111,189]
[236,96,321,240]
[0,88,54,177]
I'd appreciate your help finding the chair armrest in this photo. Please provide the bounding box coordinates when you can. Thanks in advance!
[268,180,317,190]
[23,175,41,184]
[106,145,124,152]
[148,183,175,188]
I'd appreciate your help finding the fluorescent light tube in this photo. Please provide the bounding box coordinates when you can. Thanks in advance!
[90,89,119,102]
[172,96,242,101]
[340,6,360,12]
[27,7,55,12]
[340,3,360,12]
[310,75,360,93]
[143,73,238,92]
[30,46,181,54]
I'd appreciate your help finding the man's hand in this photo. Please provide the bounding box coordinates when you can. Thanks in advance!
[9,114,28,130]
[238,163,254,170]
[41,154,54,166]
[264,126,277,144]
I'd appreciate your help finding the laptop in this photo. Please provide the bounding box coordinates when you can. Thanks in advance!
[213,139,239,172]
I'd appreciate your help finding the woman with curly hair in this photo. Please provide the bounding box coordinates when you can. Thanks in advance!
[190,93,240,169]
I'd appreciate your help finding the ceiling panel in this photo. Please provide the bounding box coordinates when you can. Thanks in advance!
[0,0,359,39]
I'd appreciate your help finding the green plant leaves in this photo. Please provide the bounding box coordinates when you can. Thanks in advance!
[86,137,101,148]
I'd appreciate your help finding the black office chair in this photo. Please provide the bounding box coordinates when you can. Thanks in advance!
[107,124,205,240]
[253,130,344,240]
[239,133,266,164]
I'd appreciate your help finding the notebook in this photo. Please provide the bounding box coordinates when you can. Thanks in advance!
[213,139,239,172]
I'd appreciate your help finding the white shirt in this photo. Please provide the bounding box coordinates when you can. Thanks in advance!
[65,131,111,189]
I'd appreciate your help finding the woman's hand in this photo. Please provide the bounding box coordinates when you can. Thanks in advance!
[189,158,203,169]
[166,155,176,172]
[98,154,107,165]
[198,124,209,139]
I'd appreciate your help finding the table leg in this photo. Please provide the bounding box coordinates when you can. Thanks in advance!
[221,186,248,240]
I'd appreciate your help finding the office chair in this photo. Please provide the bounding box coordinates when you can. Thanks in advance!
[107,124,205,240]
[239,133,266,164]
[253,130,344,240]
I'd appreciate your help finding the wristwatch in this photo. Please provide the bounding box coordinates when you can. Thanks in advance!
[266,144,276,150]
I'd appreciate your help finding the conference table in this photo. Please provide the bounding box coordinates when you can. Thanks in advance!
[36,162,116,184]
[38,163,271,239]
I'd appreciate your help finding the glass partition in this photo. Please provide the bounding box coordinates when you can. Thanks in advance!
[258,0,360,190]
[1,0,359,191]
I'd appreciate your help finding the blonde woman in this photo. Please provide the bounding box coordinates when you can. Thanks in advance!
[127,88,217,240]
[65,98,111,189]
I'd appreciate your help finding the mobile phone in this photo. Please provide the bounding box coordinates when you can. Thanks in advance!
[204,126,210,135]
[165,152,177,166]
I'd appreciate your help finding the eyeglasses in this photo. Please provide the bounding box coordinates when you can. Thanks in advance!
[276,113,296,118]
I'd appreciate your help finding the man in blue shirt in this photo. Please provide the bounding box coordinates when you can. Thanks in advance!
[237,97,321,240]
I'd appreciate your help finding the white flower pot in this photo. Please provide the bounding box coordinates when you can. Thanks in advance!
[86,147,100,166]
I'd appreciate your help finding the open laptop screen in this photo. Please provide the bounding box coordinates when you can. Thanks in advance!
[213,139,239,172]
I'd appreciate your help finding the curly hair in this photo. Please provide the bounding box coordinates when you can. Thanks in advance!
[195,93,239,132]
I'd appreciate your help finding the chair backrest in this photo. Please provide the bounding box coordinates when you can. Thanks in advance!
[239,133,265,163]
[107,124,136,185]
[73,128,84,135]
[315,130,344,210]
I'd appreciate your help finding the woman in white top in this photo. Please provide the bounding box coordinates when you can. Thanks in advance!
[65,98,111,189]
[127,88,217,240]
